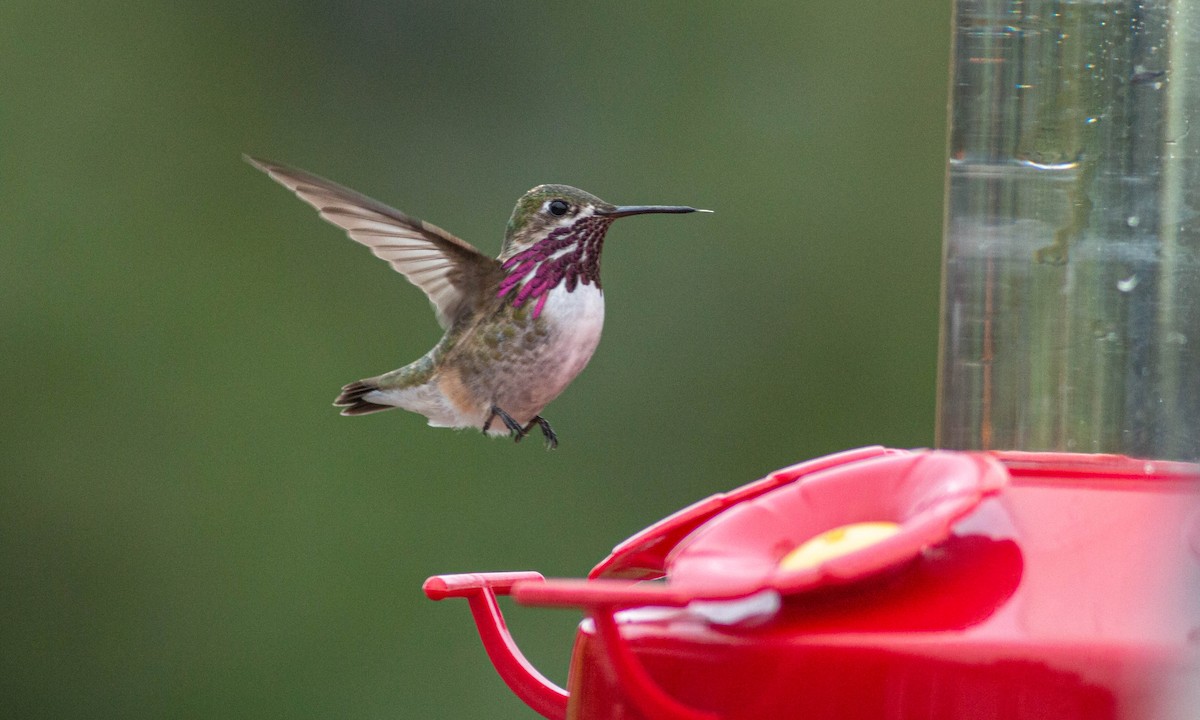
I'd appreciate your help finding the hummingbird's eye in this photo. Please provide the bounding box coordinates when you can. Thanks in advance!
[548,200,570,216]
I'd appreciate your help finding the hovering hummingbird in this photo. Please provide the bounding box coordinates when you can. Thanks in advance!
[246,156,708,448]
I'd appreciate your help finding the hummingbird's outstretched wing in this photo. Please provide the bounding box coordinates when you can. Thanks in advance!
[245,156,503,329]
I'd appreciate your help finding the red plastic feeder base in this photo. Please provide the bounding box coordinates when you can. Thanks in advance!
[424,447,1200,720]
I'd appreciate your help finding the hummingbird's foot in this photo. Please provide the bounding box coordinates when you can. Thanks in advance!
[520,416,558,450]
[483,405,527,441]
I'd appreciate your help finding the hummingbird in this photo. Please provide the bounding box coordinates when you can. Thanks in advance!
[245,156,708,448]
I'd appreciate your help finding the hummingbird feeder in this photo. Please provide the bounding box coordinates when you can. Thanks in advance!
[422,1,1200,717]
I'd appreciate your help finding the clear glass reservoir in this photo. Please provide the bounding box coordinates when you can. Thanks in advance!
[938,0,1200,460]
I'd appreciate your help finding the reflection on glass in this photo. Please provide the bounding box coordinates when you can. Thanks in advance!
[938,0,1200,460]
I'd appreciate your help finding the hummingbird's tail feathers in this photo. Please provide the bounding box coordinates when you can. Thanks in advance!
[334,379,395,416]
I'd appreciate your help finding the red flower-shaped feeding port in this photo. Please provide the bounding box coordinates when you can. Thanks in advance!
[663,450,1008,599]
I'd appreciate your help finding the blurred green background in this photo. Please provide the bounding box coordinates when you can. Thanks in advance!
[1,2,949,718]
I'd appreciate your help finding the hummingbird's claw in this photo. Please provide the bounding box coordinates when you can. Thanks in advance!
[486,405,528,442]
[484,406,556,449]
[522,416,558,450]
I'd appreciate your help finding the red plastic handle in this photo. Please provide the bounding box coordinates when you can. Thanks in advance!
[422,572,568,720]
[512,580,719,720]
[592,607,720,720]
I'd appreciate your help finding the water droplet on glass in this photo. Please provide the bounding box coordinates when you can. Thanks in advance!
[1126,215,1141,227]
[1117,275,1139,292]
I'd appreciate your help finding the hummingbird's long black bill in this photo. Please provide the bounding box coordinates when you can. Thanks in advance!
[597,205,713,218]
